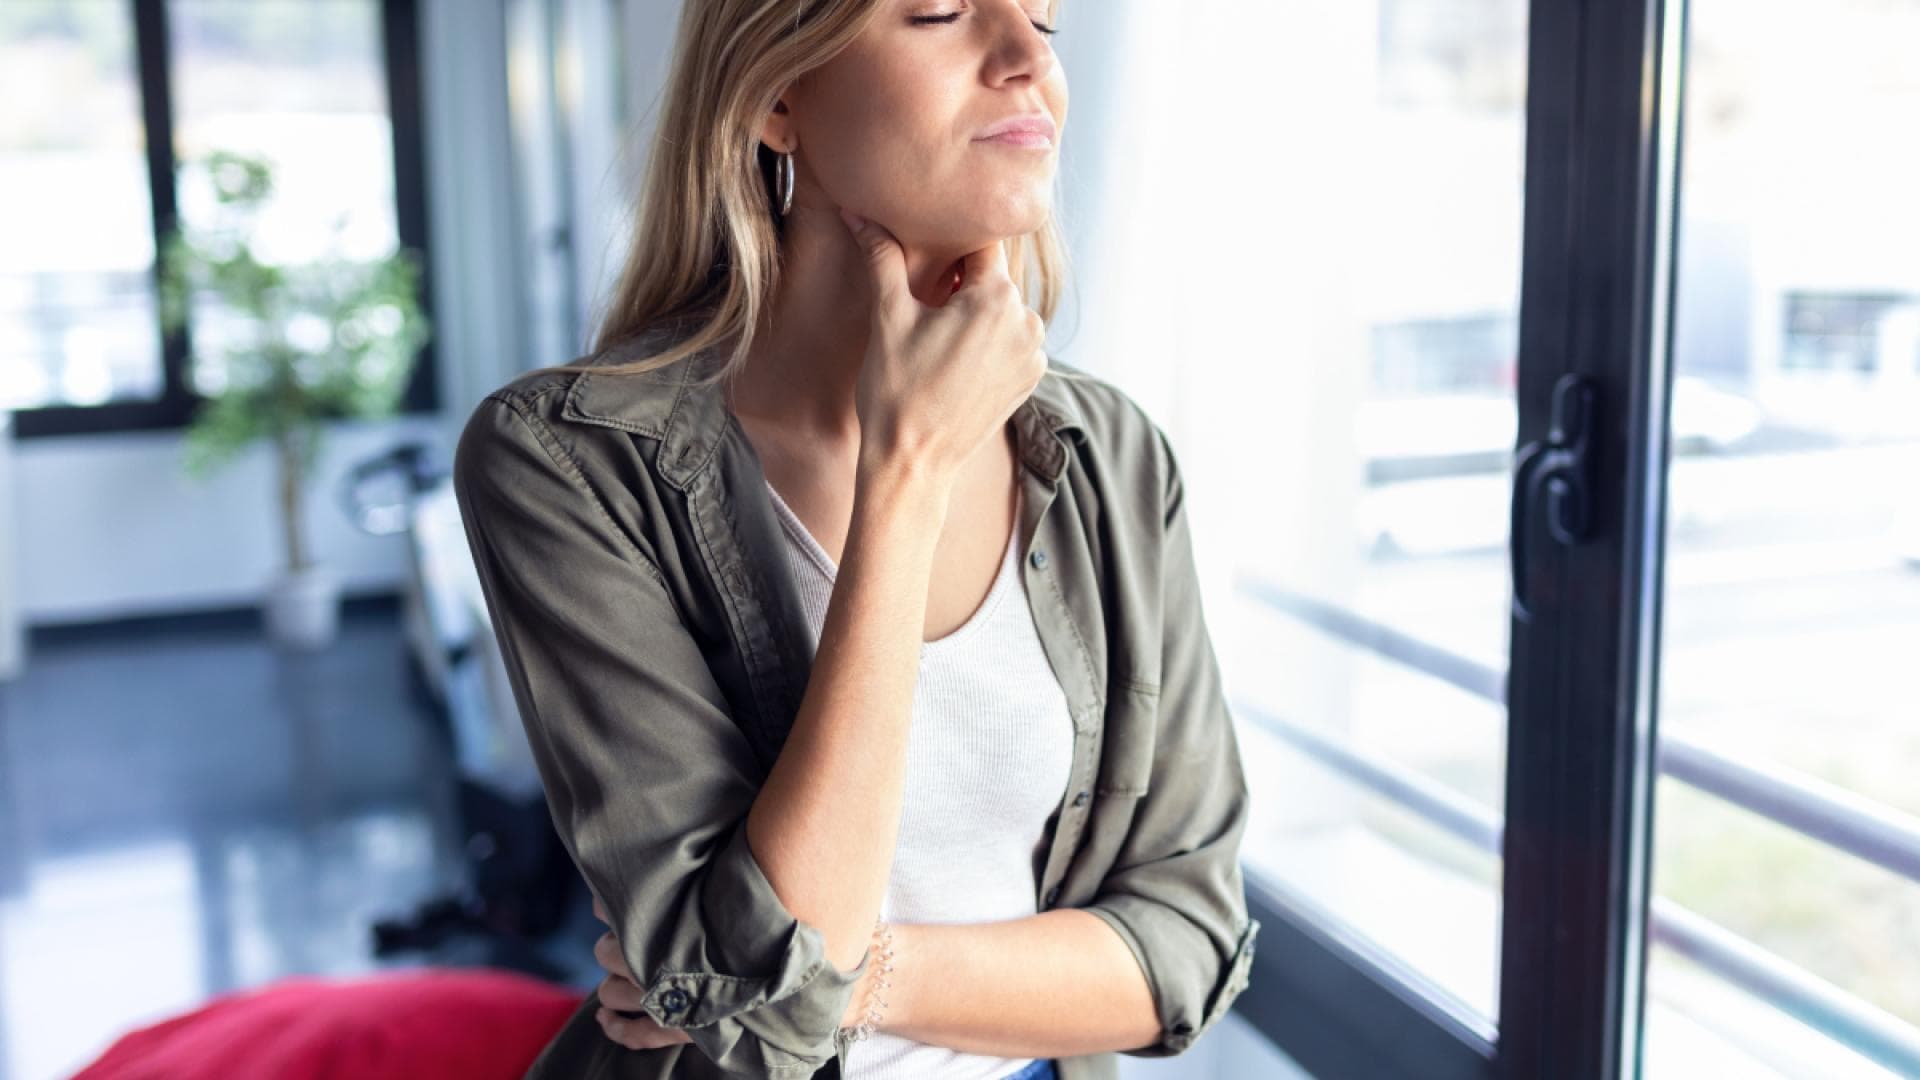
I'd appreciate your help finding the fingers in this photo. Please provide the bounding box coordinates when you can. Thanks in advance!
[589,928,695,1052]
[838,210,1016,309]
[839,208,909,310]
[957,237,1012,292]
[593,972,692,1051]
[596,972,647,1012]
[594,1000,693,1051]
[594,929,635,981]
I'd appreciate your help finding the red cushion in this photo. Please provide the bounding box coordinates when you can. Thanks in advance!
[72,968,586,1080]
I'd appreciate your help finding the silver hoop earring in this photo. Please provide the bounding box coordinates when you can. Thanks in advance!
[776,150,795,218]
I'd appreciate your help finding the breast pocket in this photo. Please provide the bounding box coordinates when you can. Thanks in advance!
[1096,679,1159,796]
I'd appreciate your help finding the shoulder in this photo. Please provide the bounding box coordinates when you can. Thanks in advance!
[451,368,579,489]
[455,323,697,476]
[478,367,583,415]
[1038,355,1181,502]
[450,367,634,511]
[471,314,705,427]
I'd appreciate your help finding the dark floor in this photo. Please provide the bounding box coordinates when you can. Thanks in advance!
[0,600,601,1080]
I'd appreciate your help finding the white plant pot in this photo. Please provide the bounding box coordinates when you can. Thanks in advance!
[265,564,341,651]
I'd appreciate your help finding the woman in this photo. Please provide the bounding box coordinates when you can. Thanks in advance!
[450,2,1260,1078]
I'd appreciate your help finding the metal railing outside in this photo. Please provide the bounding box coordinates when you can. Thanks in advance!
[1238,576,1920,1077]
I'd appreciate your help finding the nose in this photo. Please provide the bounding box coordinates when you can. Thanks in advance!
[982,3,1057,86]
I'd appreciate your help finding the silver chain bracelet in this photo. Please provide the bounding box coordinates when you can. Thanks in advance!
[837,918,896,1047]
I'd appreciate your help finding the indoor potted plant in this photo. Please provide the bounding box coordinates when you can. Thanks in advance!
[158,149,431,650]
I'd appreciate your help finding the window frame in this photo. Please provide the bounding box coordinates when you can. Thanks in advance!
[12,0,436,440]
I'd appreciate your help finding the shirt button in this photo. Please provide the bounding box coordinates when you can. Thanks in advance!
[661,988,690,1012]
[1071,790,1089,807]
[1043,885,1061,906]
[1028,549,1049,570]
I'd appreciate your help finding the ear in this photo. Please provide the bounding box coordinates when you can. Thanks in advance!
[759,87,798,155]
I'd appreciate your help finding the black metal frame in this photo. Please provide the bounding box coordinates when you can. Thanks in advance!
[15,0,436,440]
[1229,0,1683,1077]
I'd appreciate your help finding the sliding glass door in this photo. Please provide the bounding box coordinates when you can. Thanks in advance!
[1207,0,1530,1045]
[1637,1,1920,1075]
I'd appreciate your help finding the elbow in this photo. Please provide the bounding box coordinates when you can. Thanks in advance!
[658,952,867,1075]
[1082,894,1262,1056]
[597,818,871,1072]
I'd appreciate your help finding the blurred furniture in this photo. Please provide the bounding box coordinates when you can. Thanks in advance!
[70,967,584,1080]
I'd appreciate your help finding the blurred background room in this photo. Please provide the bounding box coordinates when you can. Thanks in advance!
[0,1,1916,1078]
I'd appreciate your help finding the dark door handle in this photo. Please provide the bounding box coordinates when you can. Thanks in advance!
[1510,375,1597,622]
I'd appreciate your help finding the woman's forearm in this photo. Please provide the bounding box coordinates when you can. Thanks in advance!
[882,911,1161,1057]
[745,458,951,976]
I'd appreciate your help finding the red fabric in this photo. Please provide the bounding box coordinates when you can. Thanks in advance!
[71,968,586,1080]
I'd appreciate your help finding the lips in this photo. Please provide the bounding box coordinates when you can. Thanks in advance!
[974,111,1057,143]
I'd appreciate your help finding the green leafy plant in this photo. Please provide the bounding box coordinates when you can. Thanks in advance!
[157,149,431,575]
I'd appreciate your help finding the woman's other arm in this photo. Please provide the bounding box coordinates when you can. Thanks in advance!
[745,460,947,977]
[750,212,1048,985]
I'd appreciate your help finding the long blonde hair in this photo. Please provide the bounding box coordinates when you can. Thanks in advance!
[531,0,1077,389]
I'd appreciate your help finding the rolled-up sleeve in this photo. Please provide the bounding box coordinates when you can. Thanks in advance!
[1081,424,1262,1057]
[452,394,869,1076]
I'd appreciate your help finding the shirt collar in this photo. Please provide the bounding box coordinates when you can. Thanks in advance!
[560,323,1087,489]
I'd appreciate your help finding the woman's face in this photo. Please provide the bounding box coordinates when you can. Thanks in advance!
[773,0,1067,256]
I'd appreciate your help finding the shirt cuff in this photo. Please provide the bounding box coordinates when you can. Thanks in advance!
[1083,898,1261,1055]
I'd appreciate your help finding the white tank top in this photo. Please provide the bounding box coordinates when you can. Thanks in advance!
[762,479,1076,1080]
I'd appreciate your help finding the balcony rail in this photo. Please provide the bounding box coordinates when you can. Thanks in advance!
[1238,576,1920,1077]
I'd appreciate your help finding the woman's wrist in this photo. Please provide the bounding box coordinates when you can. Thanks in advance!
[849,461,952,561]
[871,920,911,1034]
[840,918,899,1044]
[855,450,955,509]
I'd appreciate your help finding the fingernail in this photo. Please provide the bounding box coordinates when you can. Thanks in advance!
[839,208,865,232]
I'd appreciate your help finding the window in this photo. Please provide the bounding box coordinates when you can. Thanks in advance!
[0,3,160,411]
[2,0,433,439]
[1370,314,1518,399]
[1781,292,1913,375]
[1647,2,1920,1074]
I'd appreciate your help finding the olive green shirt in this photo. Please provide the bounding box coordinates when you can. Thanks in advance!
[451,324,1260,1080]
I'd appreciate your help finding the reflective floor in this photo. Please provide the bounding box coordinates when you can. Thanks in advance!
[0,601,599,1080]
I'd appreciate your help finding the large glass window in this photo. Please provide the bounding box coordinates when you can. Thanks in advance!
[1643,1,1920,1074]
[169,0,399,397]
[1094,0,1529,1034]
[2,0,428,436]
[0,3,162,410]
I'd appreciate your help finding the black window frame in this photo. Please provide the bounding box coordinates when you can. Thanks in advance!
[13,0,436,440]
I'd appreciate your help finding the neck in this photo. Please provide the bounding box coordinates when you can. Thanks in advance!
[729,207,977,442]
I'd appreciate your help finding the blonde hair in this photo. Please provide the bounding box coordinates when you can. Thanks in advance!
[530,0,1084,390]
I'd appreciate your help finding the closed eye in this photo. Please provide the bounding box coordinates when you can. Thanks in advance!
[909,11,1059,35]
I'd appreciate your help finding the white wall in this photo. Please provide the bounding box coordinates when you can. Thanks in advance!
[12,417,444,625]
